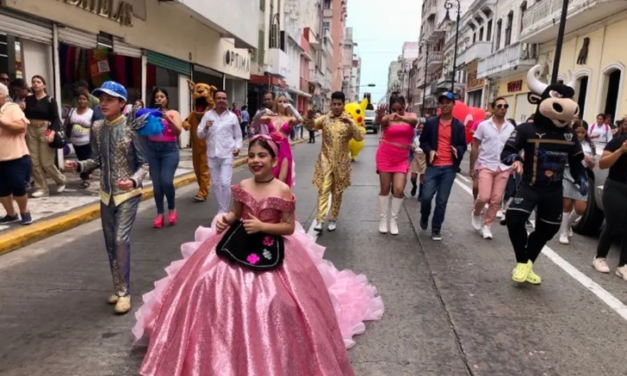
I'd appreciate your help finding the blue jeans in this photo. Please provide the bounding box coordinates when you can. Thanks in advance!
[420,165,456,232]
[145,141,180,214]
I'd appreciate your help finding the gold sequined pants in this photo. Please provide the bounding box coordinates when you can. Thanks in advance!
[101,196,141,297]
[316,169,344,223]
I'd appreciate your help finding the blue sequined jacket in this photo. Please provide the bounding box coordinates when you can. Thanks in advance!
[78,114,149,206]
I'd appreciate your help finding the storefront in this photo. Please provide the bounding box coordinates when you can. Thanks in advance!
[464,61,485,109]
[0,8,53,85]
[495,74,534,124]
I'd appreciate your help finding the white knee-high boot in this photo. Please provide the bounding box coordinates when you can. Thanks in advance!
[559,212,570,244]
[390,197,404,235]
[378,195,390,233]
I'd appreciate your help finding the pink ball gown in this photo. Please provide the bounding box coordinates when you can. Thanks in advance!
[133,185,384,376]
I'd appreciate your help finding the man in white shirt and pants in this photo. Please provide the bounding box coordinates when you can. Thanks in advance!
[198,90,242,214]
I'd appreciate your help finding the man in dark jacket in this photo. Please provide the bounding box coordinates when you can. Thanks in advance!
[419,92,467,240]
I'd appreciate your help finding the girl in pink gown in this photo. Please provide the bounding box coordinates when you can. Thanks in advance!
[133,136,383,376]
[375,96,418,236]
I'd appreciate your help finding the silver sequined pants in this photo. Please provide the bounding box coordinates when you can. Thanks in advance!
[101,196,141,297]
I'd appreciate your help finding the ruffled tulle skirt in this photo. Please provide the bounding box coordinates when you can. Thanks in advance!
[133,218,384,376]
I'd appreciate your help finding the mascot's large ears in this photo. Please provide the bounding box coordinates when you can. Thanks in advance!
[359,98,368,113]
[187,79,196,92]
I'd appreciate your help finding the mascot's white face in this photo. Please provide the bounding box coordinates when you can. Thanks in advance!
[526,65,580,128]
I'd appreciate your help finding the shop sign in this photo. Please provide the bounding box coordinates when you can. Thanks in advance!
[60,0,134,27]
[466,70,484,91]
[507,80,523,93]
[224,50,250,73]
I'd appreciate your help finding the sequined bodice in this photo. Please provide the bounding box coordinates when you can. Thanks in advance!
[231,185,295,223]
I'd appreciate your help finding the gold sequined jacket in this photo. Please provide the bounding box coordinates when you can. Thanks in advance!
[79,114,149,206]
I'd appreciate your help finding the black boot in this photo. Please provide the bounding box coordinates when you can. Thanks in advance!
[411,183,417,197]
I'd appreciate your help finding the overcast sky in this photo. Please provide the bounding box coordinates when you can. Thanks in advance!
[346,0,422,102]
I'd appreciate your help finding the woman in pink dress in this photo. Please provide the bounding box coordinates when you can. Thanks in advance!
[375,95,418,236]
[133,136,383,376]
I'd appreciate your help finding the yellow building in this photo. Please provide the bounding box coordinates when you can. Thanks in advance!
[521,1,627,125]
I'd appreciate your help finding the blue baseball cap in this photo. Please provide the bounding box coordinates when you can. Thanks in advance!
[438,92,455,103]
[92,81,127,101]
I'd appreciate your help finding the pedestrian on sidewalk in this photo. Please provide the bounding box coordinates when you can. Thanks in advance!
[469,97,515,240]
[240,105,249,139]
[24,75,66,198]
[311,91,365,233]
[66,92,94,189]
[375,96,417,236]
[304,109,316,143]
[198,90,242,214]
[559,120,595,245]
[592,133,627,279]
[10,79,32,189]
[0,82,32,225]
[419,92,467,241]
[65,81,150,314]
[145,87,182,228]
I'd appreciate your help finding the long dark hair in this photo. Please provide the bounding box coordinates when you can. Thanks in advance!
[31,75,47,94]
[149,87,170,110]
[389,95,406,113]
[572,119,595,156]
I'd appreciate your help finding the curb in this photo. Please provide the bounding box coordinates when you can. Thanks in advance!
[0,138,308,256]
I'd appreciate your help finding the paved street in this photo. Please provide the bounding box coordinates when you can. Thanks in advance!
[2,135,627,376]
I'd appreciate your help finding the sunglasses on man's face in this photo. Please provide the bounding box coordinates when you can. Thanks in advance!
[495,104,509,109]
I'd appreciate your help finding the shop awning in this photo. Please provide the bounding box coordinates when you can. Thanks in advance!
[147,51,191,76]
[287,87,312,98]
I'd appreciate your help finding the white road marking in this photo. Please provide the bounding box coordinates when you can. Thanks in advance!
[453,178,627,322]
[307,196,332,240]
[456,173,470,183]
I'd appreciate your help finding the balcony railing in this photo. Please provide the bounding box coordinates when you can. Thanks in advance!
[266,47,290,78]
[427,51,444,69]
[521,0,627,44]
[477,42,537,79]
[461,41,492,64]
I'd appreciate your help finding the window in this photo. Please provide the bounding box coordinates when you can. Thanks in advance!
[505,12,514,47]
[487,20,493,41]
[323,0,331,9]
[479,27,484,41]
[496,20,502,50]
[323,21,330,34]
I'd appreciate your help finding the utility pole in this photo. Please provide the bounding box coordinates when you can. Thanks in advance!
[550,0,569,84]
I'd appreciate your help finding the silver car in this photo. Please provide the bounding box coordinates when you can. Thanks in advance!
[364,110,379,134]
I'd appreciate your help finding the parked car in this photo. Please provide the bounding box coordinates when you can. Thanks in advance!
[364,110,378,134]
[573,143,608,236]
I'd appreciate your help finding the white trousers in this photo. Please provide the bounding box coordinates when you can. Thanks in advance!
[208,156,234,214]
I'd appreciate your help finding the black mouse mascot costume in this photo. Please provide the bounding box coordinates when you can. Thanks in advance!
[501,64,587,285]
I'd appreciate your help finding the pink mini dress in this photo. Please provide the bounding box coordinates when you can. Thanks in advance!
[376,122,415,174]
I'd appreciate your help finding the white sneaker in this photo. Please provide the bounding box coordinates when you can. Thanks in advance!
[31,190,46,198]
[616,265,627,281]
[327,221,337,232]
[568,226,573,237]
[471,212,483,231]
[592,257,610,273]
[314,223,323,232]
[55,184,66,194]
[496,210,504,219]
[559,233,569,245]
[481,226,493,239]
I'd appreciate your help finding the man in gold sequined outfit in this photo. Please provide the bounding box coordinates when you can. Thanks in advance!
[312,91,366,232]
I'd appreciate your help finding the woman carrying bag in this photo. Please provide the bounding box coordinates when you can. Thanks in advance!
[24,75,66,198]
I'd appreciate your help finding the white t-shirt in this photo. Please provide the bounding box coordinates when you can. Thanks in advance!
[588,122,612,144]
[69,108,94,146]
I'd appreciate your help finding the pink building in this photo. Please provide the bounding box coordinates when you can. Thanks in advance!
[325,0,347,92]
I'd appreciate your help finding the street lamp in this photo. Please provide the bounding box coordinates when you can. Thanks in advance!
[551,0,570,84]
[444,0,461,94]
[419,40,429,116]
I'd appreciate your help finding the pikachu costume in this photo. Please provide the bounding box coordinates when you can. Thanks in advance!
[346,98,368,161]
[182,80,217,202]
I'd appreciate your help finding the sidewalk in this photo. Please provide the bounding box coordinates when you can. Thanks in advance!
[0,137,308,255]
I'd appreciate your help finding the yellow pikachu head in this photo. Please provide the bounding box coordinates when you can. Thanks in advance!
[344,98,369,127]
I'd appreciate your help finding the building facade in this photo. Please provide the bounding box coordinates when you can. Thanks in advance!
[0,0,254,151]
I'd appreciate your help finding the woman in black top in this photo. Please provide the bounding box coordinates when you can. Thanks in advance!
[24,75,66,197]
[593,134,627,280]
